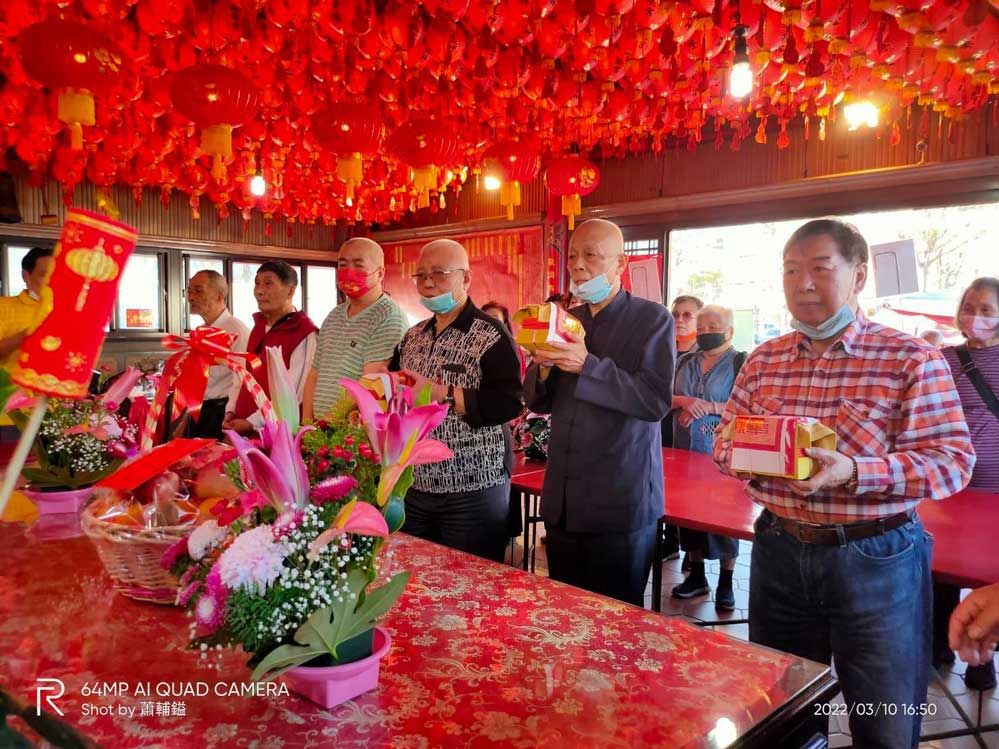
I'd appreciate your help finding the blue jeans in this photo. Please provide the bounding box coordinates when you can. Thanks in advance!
[749,510,933,749]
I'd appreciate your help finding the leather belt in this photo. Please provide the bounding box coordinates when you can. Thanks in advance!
[773,510,915,546]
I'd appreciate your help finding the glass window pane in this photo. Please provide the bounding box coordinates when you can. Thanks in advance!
[4,245,32,296]
[232,261,302,325]
[116,253,163,330]
[185,257,226,330]
[306,265,338,325]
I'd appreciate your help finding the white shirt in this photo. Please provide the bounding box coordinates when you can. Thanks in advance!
[240,323,318,430]
[194,309,251,405]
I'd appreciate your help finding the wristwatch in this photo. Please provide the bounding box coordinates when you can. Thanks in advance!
[441,385,455,408]
[844,458,859,493]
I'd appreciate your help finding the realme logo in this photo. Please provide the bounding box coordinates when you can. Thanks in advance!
[35,678,65,716]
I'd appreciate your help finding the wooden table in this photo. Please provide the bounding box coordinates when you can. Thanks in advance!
[0,522,836,749]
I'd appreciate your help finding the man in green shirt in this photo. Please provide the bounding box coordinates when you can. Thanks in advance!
[303,237,410,422]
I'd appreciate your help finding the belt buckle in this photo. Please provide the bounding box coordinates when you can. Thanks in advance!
[796,521,823,543]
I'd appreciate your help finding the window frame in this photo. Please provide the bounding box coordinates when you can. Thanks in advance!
[106,247,169,340]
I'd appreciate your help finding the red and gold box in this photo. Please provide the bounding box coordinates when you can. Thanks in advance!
[512,302,585,354]
[729,415,837,480]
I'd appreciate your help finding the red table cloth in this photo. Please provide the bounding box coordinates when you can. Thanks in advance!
[0,523,832,748]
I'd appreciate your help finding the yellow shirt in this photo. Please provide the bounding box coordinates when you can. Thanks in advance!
[0,290,41,372]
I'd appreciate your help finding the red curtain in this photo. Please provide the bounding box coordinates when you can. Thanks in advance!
[382,227,546,325]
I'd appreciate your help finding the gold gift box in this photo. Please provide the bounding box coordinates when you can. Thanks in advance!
[728,415,837,480]
[513,302,585,354]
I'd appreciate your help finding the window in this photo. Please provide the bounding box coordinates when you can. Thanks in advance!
[184,256,226,330]
[232,261,303,325]
[4,245,32,296]
[305,265,338,325]
[115,252,165,331]
[624,238,661,256]
[668,203,999,352]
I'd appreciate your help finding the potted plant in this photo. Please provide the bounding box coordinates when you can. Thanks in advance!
[7,369,141,514]
[166,353,452,708]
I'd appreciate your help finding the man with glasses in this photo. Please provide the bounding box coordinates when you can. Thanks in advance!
[388,239,523,562]
[303,237,409,422]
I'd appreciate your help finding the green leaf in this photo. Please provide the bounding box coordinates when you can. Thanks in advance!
[293,607,339,654]
[413,384,433,407]
[249,643,327,682]
[0,370,15,414]
[327,569,410,650]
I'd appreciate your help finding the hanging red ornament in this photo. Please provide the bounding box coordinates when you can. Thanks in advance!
[482,139,542,219]
[545,155,601,230]
[170,64,260,183]
[19,19,128,149]
[388,119,461,208]
[312,103,384,202]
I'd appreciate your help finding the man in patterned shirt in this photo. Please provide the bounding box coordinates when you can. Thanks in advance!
[389,239,523,563]
[713,219,975,749]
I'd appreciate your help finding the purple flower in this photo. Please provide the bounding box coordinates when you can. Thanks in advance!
[310,476,358,505]
[194,569,228,634]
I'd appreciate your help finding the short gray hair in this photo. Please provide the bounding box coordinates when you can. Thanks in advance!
[699,304,734,330]
[192,269,228,298]
[955,277,999,328]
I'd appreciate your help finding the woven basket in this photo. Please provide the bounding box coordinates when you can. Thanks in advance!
[81,505,190,605]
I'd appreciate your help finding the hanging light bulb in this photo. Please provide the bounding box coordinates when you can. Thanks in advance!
[844,100,880,130]
[250,173,267,197]
[729,26,753,99]
[484,175,502,191]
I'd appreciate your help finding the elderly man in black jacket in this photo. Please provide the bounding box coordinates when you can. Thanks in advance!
[525,219,675,606]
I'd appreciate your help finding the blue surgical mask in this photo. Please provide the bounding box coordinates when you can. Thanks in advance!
[790,304,856,340]
[570,273,613,305]
[420,291,460,315]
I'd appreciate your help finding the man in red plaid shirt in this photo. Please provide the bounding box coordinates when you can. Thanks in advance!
[713,219,975,749]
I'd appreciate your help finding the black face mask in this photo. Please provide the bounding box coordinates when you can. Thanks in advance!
[697,332,727,351]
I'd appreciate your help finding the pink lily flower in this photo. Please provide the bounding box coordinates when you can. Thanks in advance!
[307,499,389,560]
[339,378,454,506]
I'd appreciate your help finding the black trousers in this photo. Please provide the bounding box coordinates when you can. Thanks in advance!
[545,522,658,607]
[186,397,228,440]
[403,480,510,564]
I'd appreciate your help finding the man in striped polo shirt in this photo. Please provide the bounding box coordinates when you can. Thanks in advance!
[303,238,409,422]
[714,219,975,749]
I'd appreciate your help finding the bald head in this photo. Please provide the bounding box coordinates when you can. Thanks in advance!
[572,219,625,258]
[339,237,385,269]
[420,239,469,270]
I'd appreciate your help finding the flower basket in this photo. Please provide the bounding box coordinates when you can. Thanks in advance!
[80,504,189,604]
[21,486,93,515]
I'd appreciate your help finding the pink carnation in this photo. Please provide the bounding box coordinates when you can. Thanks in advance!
[194,570,228,634]
[310,476,358,505]
[160,536,189,570]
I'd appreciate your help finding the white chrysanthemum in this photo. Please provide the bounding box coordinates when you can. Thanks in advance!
[216,525,289,595]
[188,520,228,561]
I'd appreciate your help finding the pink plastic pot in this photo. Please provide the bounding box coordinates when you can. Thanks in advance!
[22,486,92,515]
[281,627,391,709]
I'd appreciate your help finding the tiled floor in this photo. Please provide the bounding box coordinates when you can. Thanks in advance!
[506,535,999,749]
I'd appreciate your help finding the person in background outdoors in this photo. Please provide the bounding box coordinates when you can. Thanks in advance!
[713,219,974,748]
[661,294,704,563]
[921,329,945,348]
[389,240,523,563]
[303,238,409,423]
[950,582,999,669]
[224,261,318,435]
[933,276,999,690]
[185,270,250,439]
[525,219,675,606]
[0,247,53,370]
[670,305,746,611]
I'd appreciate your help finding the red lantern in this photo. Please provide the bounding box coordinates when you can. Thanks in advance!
[388,118,461,208]
[545,155,601,229]
[482,139,541,219]
[170,64,259,182]
[312,103,383,201]
[19,19,128,149]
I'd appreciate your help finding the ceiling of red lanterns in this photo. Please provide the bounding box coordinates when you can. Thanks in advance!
[0,0,997,227]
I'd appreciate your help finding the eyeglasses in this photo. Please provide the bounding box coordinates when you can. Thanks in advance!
[411,268,467,285]
[673,311,697,321]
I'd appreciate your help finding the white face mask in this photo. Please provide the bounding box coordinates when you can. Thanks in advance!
[959,314,999,342]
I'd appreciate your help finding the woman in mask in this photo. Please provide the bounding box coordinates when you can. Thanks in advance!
[669,304,747,611]
[934,276,999,689]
